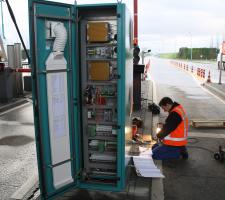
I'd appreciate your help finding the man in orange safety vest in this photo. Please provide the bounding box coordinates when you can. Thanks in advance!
[152,97,189,160]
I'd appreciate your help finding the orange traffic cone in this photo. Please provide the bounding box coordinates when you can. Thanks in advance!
[207,70,211,83]
[197,68,200,76]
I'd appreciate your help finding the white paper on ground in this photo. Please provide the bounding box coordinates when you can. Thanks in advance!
[140,171,164,178]
[139,146,152,156]
[133,149,165,178]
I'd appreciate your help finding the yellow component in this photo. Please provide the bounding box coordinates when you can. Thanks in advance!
[87,22,109,42]
[89,61,110,81]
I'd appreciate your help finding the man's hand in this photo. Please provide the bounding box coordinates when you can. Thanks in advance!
[152,134,158,141]
[155,133,162,143]
[157,123,164,129]
[156,132,164,140]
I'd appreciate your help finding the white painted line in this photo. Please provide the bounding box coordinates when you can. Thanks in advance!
[205,84,225,97]
[0,102,30,116]
[189,132,225,139]
[186,68,225,105]
[201,85,225,105]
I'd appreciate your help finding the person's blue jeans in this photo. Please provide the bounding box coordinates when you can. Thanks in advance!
[152,143,184,160]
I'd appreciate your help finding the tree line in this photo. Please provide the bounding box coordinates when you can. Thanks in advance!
[160,47,219,60]
[177,47,218,60]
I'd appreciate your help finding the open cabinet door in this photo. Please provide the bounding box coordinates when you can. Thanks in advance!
[28,0,78,199]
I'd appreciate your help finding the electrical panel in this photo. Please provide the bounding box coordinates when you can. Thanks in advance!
[29,1,133,198]
[80,14,119,185]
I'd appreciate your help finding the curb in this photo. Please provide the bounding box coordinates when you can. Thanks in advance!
[202,83,225,101]
[0,98,29,113]
[10,173,39,200]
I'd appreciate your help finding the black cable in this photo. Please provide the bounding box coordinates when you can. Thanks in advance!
[188,137,199,144]
[5,0,31,64]
[187,137,215,153]
[187,145,214,153]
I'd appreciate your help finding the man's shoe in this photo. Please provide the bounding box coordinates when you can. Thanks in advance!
[180,146,189,160]
[181,151,189,160]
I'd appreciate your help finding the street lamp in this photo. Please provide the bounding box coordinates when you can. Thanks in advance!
[141,49,151,64]
[188,32,193,61]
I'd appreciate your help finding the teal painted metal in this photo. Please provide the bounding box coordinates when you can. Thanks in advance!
[28,1,44,196]
[29,1,77,199]
[29,1,133,198]
[117,3,126,190]
[71,4,81,188]
[77,3,118,8]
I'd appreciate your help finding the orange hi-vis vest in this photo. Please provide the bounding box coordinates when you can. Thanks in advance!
[163,105,188,146]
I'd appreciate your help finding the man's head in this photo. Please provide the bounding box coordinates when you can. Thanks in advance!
[159,97,174,112]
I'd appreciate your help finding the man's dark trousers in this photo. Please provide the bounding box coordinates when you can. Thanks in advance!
[152,143,187,160]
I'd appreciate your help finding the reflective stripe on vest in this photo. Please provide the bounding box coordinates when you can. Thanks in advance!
[163,105,188,146]
[164,135,187,141]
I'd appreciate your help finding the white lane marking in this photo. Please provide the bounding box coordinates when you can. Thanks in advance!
[204,83,225,97]
[0,102,31,116]
[185,67,225,105]
[150,78,164,200]
[201,84,225,105]
[189,132,225,139]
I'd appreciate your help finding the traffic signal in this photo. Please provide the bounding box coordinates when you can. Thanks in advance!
[133,45,140,65]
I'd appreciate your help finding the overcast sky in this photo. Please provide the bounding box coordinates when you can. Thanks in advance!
[2,0,225,53]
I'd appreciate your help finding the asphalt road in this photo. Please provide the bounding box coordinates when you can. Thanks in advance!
[150,58,225,120]
[0,103,37,200]
[150,57,225,200]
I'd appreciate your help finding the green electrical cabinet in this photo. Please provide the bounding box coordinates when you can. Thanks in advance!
[28,0,133,199]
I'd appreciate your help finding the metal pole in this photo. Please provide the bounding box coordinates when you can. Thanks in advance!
[133,0,138,45]
[190,34,192,61]
[0,36,7,60]
[7,45,15,68]
[1,1,5,39]
[219,53,222,84]
[141,51,144,64]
